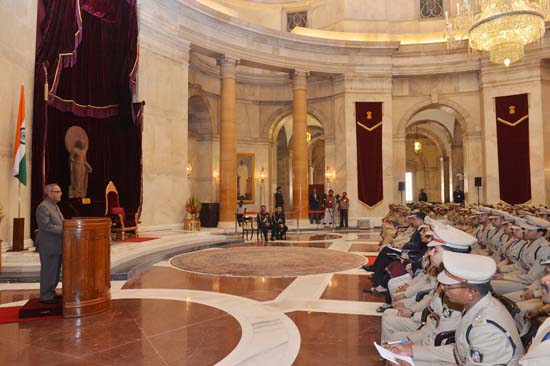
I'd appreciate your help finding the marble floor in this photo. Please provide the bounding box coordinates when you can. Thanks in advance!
[0,231,386,366]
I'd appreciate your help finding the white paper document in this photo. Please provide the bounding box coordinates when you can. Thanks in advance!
[387,247,402,253]
[374,342,415,365]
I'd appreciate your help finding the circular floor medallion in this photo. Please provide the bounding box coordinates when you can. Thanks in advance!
[170,247,367,277]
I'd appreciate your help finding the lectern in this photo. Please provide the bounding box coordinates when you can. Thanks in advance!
[62,218,111,318]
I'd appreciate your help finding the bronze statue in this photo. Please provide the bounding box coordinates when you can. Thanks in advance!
[65,126,92,198]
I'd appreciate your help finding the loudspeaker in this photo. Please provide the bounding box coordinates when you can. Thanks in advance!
[398,182,406,191]
[474,177,482,187]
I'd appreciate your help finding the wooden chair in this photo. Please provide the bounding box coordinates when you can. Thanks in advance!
[242,216,258,241]
[105,181,138,240]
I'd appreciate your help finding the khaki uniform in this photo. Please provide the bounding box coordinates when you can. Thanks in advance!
[414,294,524,366]
[409,294,462,346]
[498,238,527,269]
[504,277,548,335]
[382,284,438,340]
[492,238,550,294]
[487,228,508,260]
[519,317,550,366]
[499,240,531,273]
[472,223,496,254]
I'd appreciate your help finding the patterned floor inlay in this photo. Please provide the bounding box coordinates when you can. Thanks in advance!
[349,244,380,252]
[122,266,295,301]
[0,299,241,366]
[228,242,333,249]
[171,247,366,278]
[285,234,342,241]
[321,274,383,302]
[287,311,382,366]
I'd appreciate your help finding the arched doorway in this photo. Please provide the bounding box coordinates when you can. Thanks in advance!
[404,107,464,203]
[270,113,324,209]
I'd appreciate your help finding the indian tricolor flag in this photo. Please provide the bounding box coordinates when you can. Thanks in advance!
[12,84,27,186]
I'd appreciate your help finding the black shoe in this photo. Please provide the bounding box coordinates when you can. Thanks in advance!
[40,298,57,304]
[376,304,392,313]
[363,287,374,294]
[361,264,375,271]
[372,288,388,296]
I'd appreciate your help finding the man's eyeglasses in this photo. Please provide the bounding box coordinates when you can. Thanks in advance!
[51,190,62,193]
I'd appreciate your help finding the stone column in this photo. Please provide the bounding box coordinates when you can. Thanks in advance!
[217,56,238,224]
[291,71,309,220]
[138,1,190,230]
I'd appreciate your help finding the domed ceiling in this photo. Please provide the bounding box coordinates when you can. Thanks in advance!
[197,0,450,44]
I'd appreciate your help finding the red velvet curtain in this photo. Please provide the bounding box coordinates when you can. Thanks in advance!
[356,102,384,207]
[31,0,140,236]
[495,93,531,204]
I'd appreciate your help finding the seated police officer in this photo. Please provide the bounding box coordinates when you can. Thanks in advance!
[256,205,272,242]
[272,206,288,240]
[388,251,524,366]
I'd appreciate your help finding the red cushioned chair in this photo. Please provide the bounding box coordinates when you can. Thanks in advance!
[105,181,138,240]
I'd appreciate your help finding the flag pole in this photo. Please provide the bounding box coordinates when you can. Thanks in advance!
[18,181,21,218]
[11,83,26,251]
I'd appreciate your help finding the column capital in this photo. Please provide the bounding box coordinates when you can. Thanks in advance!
[217,56,239,78]
[290,70,309,90]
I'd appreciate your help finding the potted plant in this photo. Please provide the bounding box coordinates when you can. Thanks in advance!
[185,196,202,231]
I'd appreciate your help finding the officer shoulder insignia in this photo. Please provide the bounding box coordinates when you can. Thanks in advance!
[472,313,486,326]
[471,349,483,363]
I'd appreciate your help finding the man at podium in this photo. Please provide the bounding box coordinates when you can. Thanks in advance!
[36,183,65,304]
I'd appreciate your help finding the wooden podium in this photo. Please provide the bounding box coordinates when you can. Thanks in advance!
[62,218,111,318]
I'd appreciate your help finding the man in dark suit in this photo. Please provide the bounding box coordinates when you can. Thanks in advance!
[363,210,428,294]
[309,188,321,224]
[257,205,272,241]
[274,186,284,209]
[418,188,428,202]
[36,183,64,304]
[453,185,465,206]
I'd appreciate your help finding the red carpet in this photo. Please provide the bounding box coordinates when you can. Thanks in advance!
[118,237,157,243]
[0,298,62,324]
[364,256,377,265]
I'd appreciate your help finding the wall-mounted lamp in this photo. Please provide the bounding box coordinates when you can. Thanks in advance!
[186,162,192,178]
[213,169,219,180]
[413,126,422,154]
[325,166,335,182]
[259,167,266,183]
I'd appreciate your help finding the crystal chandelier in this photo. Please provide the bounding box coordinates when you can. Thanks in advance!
[444,0,550,66]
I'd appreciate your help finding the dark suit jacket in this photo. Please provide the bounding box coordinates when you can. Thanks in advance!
[309,193,320,209]
[274,192,284,208]
[36,198,64,255]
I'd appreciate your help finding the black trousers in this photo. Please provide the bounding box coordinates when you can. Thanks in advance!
[39,252,62,301]
[309,210,321,224]
[259,226,270,241]
[339,209,348,227]
[272,224,288,239]
[370,246,399,287]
